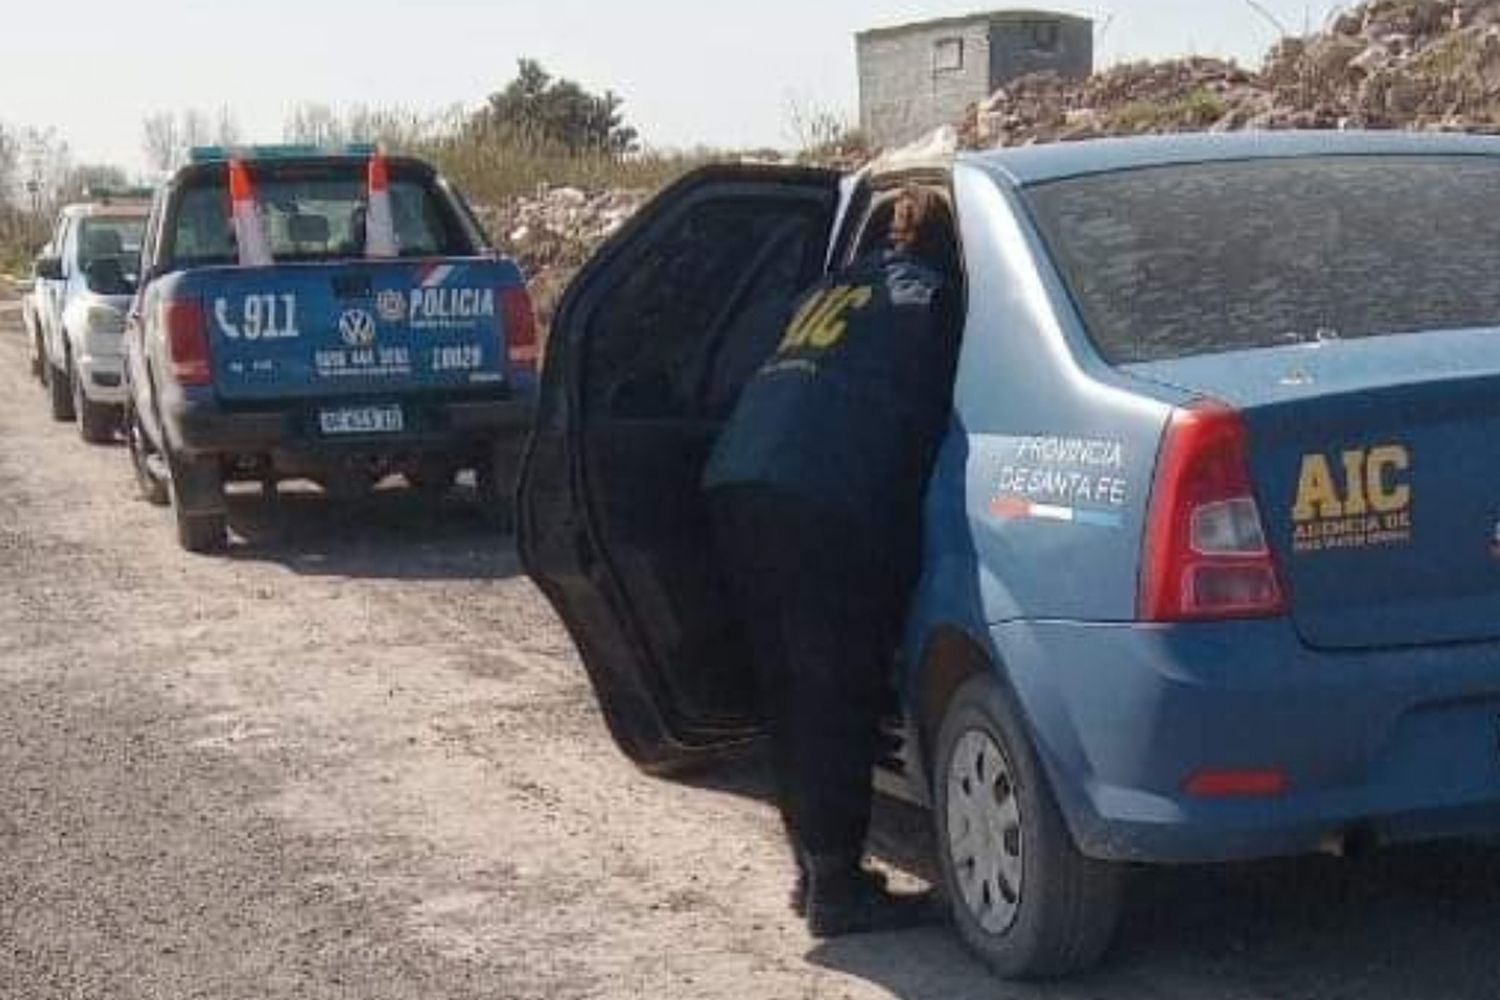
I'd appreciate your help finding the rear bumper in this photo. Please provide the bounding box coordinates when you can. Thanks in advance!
[160,385,534,459]
[77,353,125,406]
[992,618,1500,864]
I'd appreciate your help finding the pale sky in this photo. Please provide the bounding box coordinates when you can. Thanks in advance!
[1,0,1343,174]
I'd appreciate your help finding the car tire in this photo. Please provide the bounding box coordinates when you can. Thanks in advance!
[167,450,227,554]
[125,398,170,507]
[933,674,1124,980]
[72,366,116,444]
[47,359,76,422]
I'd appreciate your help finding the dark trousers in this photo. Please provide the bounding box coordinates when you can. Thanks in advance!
[710,485,909,862]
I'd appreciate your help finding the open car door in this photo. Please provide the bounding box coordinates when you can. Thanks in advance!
[518,165,843,773]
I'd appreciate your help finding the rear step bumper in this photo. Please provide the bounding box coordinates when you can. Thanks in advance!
[161,386,534,457]
[989,618,1500,864]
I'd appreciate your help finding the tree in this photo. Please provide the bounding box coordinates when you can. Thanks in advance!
[0,123,18,207]
[59,163,130,202]
[283,102,345,146]
[21,127,72,214]
[142,113,176,173]
[472,59,638,154]
[142,108,240,173]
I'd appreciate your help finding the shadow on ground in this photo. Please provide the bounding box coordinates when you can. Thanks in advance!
[812,837,1500,1000]
[685,757,1500,999]
[222,484,519,582]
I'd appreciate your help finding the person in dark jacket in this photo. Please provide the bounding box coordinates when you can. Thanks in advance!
[704,186,960,938]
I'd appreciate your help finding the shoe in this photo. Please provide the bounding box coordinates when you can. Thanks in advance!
[790,866,886,917]
[804,860,937,938]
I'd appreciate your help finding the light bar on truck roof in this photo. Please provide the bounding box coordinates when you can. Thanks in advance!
[187,143,378,164]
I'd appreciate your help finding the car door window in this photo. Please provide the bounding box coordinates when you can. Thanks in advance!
[583,199,827,422]
[520,168,840,762]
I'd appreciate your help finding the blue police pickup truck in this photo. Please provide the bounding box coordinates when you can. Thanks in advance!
[123,145,536,552]
[519,132,1500,978]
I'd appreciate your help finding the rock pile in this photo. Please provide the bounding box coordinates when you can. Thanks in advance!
[475,186,650,329]
[965,0,1500,147]
[486,1,1500,334]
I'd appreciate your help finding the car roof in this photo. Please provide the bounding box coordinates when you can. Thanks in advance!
[60,201,151,219]
[962,130,1500,186]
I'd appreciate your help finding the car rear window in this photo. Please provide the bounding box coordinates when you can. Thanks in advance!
[1025,156,1500,364]
[165,162,475,269]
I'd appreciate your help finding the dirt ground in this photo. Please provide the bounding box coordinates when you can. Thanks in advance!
[7,296,1500,1000]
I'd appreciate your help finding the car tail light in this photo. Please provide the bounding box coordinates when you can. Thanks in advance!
[163,299,211,385]
[500,285,538,374]
[1139,402,1285,621]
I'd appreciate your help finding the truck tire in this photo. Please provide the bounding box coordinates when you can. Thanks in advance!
[167,451,227,554]
[72,366,116,444]
[125,399,170,507]
[47,359,76,422]
[476,445,517,534]
[29,327,43,384]
[408,458,456,500]
[933,674,1124,980]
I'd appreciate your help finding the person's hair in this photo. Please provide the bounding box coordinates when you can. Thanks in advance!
[891,184,948,261]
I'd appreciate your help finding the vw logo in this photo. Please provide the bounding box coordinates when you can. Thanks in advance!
[338,309,377,348]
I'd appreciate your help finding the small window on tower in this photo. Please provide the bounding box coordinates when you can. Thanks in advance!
[934,37,965,73]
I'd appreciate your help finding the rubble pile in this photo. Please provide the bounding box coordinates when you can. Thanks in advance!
[965,0,1500,147]
[476,186,649,329]
[484,1,1500,334]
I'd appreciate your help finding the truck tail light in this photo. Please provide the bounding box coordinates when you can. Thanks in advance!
[500,285,538,374]
[1139,402,1285,621]
[164,299,211,385]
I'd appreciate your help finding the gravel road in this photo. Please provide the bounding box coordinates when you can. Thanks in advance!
[6,295,1500,1000]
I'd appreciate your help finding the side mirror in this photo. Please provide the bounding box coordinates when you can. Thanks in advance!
[34,256,64,282]
[84,257,135,296]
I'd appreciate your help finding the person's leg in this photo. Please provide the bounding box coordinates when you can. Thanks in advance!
[772,505,933,936]
[710,488,931,935]
[708,487,809,899]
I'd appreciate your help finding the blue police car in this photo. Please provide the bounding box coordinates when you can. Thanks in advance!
[518,132,1500,977]
[124,145,537,552]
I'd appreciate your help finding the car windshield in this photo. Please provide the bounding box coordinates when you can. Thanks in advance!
[166,162,474,268]
[1024,156,1500,364]
[78,215,146,270]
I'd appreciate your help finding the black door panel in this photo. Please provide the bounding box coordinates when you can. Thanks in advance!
[518,165,842,771]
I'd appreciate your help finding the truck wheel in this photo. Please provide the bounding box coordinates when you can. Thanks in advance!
[72,366,117,444]
[47,359,76,422]
[933,674,1124,980]
[125,399,170,507]
[29,328,43,384]
[168,451,227,554]
[408,458,456,500]
[476,439,521,533]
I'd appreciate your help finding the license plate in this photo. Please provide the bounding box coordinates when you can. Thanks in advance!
[318,405,404,435]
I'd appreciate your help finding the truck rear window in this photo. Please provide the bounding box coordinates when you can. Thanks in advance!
[1025,156,1500,364]
[165,162,474,269]
[78,216,146,267]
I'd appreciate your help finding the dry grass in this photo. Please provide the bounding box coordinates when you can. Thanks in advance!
[0,211,46,276]
[403,127,714,205]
